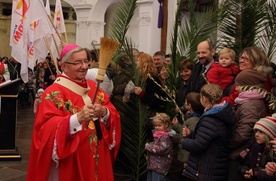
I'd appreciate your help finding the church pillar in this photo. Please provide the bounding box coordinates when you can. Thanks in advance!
[75,20,105,49]
[136,0,160,54]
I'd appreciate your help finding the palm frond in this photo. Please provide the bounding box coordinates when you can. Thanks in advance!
[112,51,148,180]
[107,0,149,180]
[171,0,185,77]
[108,0,137,45]
[168,0,223,115]
[147,73,185,122]
[166,0,184,105]
[256,1,276,60]
[218,0,273,55]
[177,0,220,60]
[114,96,148,180]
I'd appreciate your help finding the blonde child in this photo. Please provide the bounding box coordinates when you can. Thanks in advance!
[145,112,176,181]
[206,47,240,95]
[239,115,276,180]
[33,88,44,114]
[182,84,234,181]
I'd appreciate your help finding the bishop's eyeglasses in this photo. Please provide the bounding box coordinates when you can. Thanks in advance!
[64,59,89,66]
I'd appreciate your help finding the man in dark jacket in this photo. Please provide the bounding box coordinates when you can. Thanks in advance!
[189,40,216,93]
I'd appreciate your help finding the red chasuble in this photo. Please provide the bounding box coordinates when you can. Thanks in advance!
[27,75,121,181]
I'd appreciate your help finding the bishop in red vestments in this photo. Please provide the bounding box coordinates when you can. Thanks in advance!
[27,44,121,181]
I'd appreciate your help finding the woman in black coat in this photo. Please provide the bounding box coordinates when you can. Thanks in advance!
[134,53,167,140]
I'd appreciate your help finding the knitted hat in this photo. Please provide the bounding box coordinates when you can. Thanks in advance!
[235,69,267,86]
[37,88,44,94]
[254,114,276,139]
[60,44,80,60]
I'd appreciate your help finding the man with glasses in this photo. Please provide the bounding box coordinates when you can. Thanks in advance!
[27,44,121,181]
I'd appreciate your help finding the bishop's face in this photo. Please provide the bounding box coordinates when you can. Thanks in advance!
[61,50,89,81]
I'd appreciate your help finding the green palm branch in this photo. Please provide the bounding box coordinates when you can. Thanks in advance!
[113,95,148,180]
[177,0,224,60]
[257,1,276,60]
[169,0,225,84]
[108,0,137,46]
[107,0,150,180]
[218,0,276,58]
[148,73,185,122]
[170,0,185,79]
[108,0,137,69]
[168,0,225,115]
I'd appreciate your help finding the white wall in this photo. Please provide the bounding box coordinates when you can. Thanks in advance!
[63,0,177,55]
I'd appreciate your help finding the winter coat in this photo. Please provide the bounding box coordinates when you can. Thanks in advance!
[182,102,234,181]
[206,62,240,92]
[222,65,273,106]
[175,79,190,107]
[145,129,175,175]
[172,113,200,163]
[189,62,207,93]
[112,71,131,98]
[239,143,276,181]
[138,75,167,113]
[229,91,267,160]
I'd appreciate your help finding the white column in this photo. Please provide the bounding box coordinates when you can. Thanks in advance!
[75,20,105,49]
[136,0,161,55]
[166,1,178,54]
[73,3,95,48]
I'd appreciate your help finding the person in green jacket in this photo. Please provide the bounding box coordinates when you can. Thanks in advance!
[172,92,204,180]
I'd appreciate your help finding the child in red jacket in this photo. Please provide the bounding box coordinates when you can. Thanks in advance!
[206,47,240,95]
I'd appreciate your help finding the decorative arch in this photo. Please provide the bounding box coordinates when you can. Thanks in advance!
[61,0,80,9]
[61,0,123,48]
[92,0,121,22]
[62,0,122,22]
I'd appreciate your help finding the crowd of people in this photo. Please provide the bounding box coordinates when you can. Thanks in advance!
[1,39,276,181]
[124,40,276,181]
[0,54,57,108]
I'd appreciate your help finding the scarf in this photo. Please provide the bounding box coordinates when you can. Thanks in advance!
[153,131,168,138]
[235,90,263,105]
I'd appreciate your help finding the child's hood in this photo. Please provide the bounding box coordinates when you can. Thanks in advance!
[203,102,234,126]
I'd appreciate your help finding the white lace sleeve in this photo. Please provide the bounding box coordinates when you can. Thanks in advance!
[124,80,135,99]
